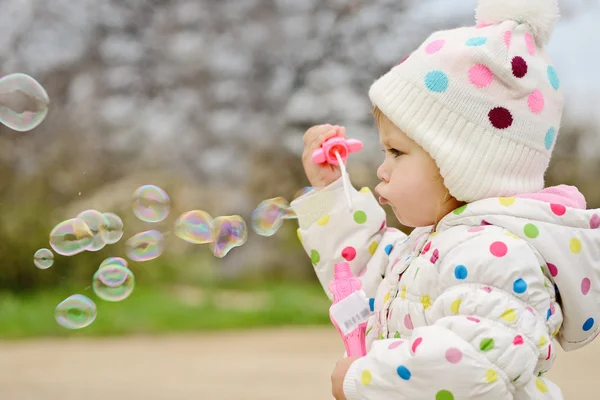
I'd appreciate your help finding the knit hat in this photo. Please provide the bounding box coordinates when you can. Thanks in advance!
[369,0,564,202]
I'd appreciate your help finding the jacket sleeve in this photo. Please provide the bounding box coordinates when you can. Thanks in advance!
[342,231,557,399]
[291,178,407,299]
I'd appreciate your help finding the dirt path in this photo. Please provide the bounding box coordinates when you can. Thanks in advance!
[0,327,597,399]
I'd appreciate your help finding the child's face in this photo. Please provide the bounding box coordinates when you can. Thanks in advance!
[374,114,461,228]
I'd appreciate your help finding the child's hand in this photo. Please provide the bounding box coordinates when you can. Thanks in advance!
[331,356,361,400]
[302,124,346,188]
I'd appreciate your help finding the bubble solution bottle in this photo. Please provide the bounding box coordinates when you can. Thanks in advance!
[328,262,368,357]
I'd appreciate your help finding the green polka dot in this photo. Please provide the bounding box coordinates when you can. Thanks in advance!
[310,250,320,265]
[524,223,539,238]
[394,331,401,338]
[453,205,467,215]
[436,390,454,400]
[354,210,367,224]
[480,338,495,352]
[379,332,384,339]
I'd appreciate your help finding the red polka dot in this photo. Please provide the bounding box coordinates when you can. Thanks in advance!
[430,249,440,264]
[490,241,508,257]
[489,107,513,129]
[481,220,492,226]
[513,335,524,345]
[380,221,386,230]
[551,204,566,216]
[547,263,558,277]
[511,56,528,78]
[546,344,552,360]
[342,246,357,261]
[396,55,410,66]
[422,241,431,254]
[411,337,423,353]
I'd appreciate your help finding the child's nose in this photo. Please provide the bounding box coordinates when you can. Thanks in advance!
[377,163,389,182]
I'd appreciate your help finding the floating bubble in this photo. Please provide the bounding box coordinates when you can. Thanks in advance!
[34,248,54,269]
[209,215,248,258]
[125,230,165,262]
[93,262,135,302]
[293,186,314,200]
[132,185,170,223]
[54,294,97,330]
[99,257,128,269]
[76,210,109,252]
[174,210,214,244]
[251,197,296,237]
[0,73,49,132]
[49,218,93,256]
[101,212,124,244]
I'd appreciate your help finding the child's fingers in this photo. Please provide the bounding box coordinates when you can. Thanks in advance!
[303,124,333,146]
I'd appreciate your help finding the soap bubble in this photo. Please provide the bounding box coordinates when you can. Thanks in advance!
[99,257,128,269]
[293,186,314,200]
[132,185,170,223]
[49,218,93,256]
[77,210,109,251]
[101,212,124,244]
[33,248,54,269]
[209,216,248,258]
[0,73,49,132]
[125,230,164,262]
[93,262,135,302]
[174,210,214,244]
[251,197,296,237]
[54,294,97,330]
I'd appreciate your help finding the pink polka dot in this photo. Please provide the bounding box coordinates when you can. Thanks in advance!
[469,64,494,88]
[411,337,423,353]
[341,246,357,261]
[525,306,535,315]
[391,258,402,271]
[525,33,535,55]
[358,268,367,277]
[468,226,485,233]
[582,278,591,295]
[476,22,492,29]
[385,227,396,232]
[504,31,512,48]
[380,221,386,230]
[490,241,508,257]
[388,340,404,350]
[425,39,446,54]
[551,204,566,216]
[467,316,480,323]
[445,347,463,363]
[550,303,555,315]
[404,314,414,330]
[513,335,524,345]
[590,214,600,229]
[528,90,545,114]
[547,263,558,277]
[481,286,492,293]
[546,344,552,360]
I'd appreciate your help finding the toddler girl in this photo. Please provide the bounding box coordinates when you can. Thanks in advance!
[291,0,600,398]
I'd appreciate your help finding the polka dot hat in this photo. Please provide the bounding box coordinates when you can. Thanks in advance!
[369,0,563,202]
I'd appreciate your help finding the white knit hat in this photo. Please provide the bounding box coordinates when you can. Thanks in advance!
[369,0,564,202]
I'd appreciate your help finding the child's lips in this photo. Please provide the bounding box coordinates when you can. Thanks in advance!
[378,195,388,205]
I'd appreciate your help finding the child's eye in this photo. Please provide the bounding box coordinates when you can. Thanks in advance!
[386,148,403,158]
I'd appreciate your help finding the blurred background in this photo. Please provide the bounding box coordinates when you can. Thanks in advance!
[0,0,599,399]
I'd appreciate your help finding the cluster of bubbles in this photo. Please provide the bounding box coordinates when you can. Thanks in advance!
[0,73,49,132]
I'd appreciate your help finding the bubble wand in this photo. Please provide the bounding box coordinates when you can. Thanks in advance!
[312,135,369,357]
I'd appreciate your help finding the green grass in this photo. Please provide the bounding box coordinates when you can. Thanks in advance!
[0,282,332,339]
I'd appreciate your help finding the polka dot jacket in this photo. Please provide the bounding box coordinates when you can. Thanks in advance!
[291,178,600,399]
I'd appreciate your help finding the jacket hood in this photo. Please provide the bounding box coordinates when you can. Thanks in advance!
[438,185,600,351]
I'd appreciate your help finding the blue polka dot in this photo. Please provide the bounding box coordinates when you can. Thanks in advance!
[546,309,551,321]
[385,244,394,255]
[544,127,555,150]
[513,278,528,294]
[547,66,560,90]
[397,365,411,380]
[466,37,487,46]
[369,298,375,312]
[454,265,468,280]
[424,70,449,93]
[583,317,594,331]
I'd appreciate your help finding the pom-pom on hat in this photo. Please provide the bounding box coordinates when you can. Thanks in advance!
[369,0,564,202]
